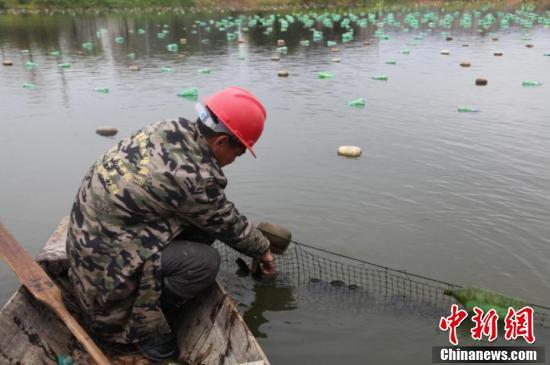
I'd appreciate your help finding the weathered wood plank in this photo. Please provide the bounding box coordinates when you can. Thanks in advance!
[0,287,74,365]
[175,281,269,365]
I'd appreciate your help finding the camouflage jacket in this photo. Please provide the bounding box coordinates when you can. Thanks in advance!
[66,118,270,344]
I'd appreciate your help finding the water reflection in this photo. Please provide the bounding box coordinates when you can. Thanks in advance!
[242,280,297,338]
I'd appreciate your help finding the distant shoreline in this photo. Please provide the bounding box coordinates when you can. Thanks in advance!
[1,0,548,13]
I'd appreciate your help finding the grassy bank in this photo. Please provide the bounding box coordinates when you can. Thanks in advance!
[0,0,548,12]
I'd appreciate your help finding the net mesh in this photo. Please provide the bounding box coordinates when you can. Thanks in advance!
[214,241,550,328]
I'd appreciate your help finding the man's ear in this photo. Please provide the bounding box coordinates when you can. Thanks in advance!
[212,135,229,149]
[214,134,229,147]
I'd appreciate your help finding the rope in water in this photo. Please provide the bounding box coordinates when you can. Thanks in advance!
[269,233,550,311]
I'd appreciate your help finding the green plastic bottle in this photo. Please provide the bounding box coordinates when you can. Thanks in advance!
[318,72,334,79]
[348,98,366,107]
[198,68,211,74]
[58,63,71,69]
[94,87,110,93]
[386,60,396,65]
[50,50,60,57]
[115,36,124,44]
[82,42,93,50]
[177,87,198,100]
[57,354,75,365]
[166,44,179,52]
[25,61,38,70]
[522,80,542,87]
[444,287,526,319]
[137,29,146,35]
[372,75,388,81]
[22,82,36,89]
[457,106,480,112]
[161,67,173,73]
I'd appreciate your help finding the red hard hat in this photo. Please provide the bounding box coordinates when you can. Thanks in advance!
[204,87,266,157]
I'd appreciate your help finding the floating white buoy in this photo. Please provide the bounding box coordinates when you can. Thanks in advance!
[277,70,289,77]
[96,126,118,136]
[337,146,362,157]
[441,49,450,55]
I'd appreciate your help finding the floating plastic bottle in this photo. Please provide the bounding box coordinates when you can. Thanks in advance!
[400,49,410,54]
[342,32,353,42]
[276,46,288,54]
[20,49,30,55]
[372,74,388,81]
[157,32,166,39]
[127,53,136,59]
[166,44,178,52]
[226,33,237,41]
[177,87,198,100]
[327,40,337,47]
[161,67,173,73]
[386,60,396,65]
[82,42,93,51]
[544,52,550,57]
[522,80,542,87]
[22,83,36,89]
[50,50,60,57]
[137,29,146,35]
[318,72,334,79]
[198,68,211,74]
[348,98,366,107]
[25,61,38,70]
[444,287,526,319]
[312,31,323,41]
[337,145,362,157]
[300,40,310,46]
[457,106,479,112]
[94,87,110,93]
[115,37,124,44]
[58,63,71,69]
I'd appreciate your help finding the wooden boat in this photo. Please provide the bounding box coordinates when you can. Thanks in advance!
[0,217,270,365]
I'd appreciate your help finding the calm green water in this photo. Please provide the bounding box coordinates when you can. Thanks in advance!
[1,4,550,364]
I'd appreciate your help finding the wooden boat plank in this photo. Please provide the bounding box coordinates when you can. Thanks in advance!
[0,287,74,365]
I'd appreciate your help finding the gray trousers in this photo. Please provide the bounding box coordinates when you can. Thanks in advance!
[160,240,221,308]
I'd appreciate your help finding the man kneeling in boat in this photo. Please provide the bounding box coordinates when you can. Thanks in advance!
[66,87,277,361]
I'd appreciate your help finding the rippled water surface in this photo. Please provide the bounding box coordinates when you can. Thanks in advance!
[1,4,549,363]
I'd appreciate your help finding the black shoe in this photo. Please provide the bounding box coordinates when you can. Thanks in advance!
[137,333,178,362]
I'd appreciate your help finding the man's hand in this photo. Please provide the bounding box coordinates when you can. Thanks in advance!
[251,250,277,277]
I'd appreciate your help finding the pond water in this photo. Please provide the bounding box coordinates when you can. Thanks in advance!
[1,3,549,364]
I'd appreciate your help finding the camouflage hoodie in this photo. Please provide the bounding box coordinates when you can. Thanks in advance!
[66,117,270,344]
